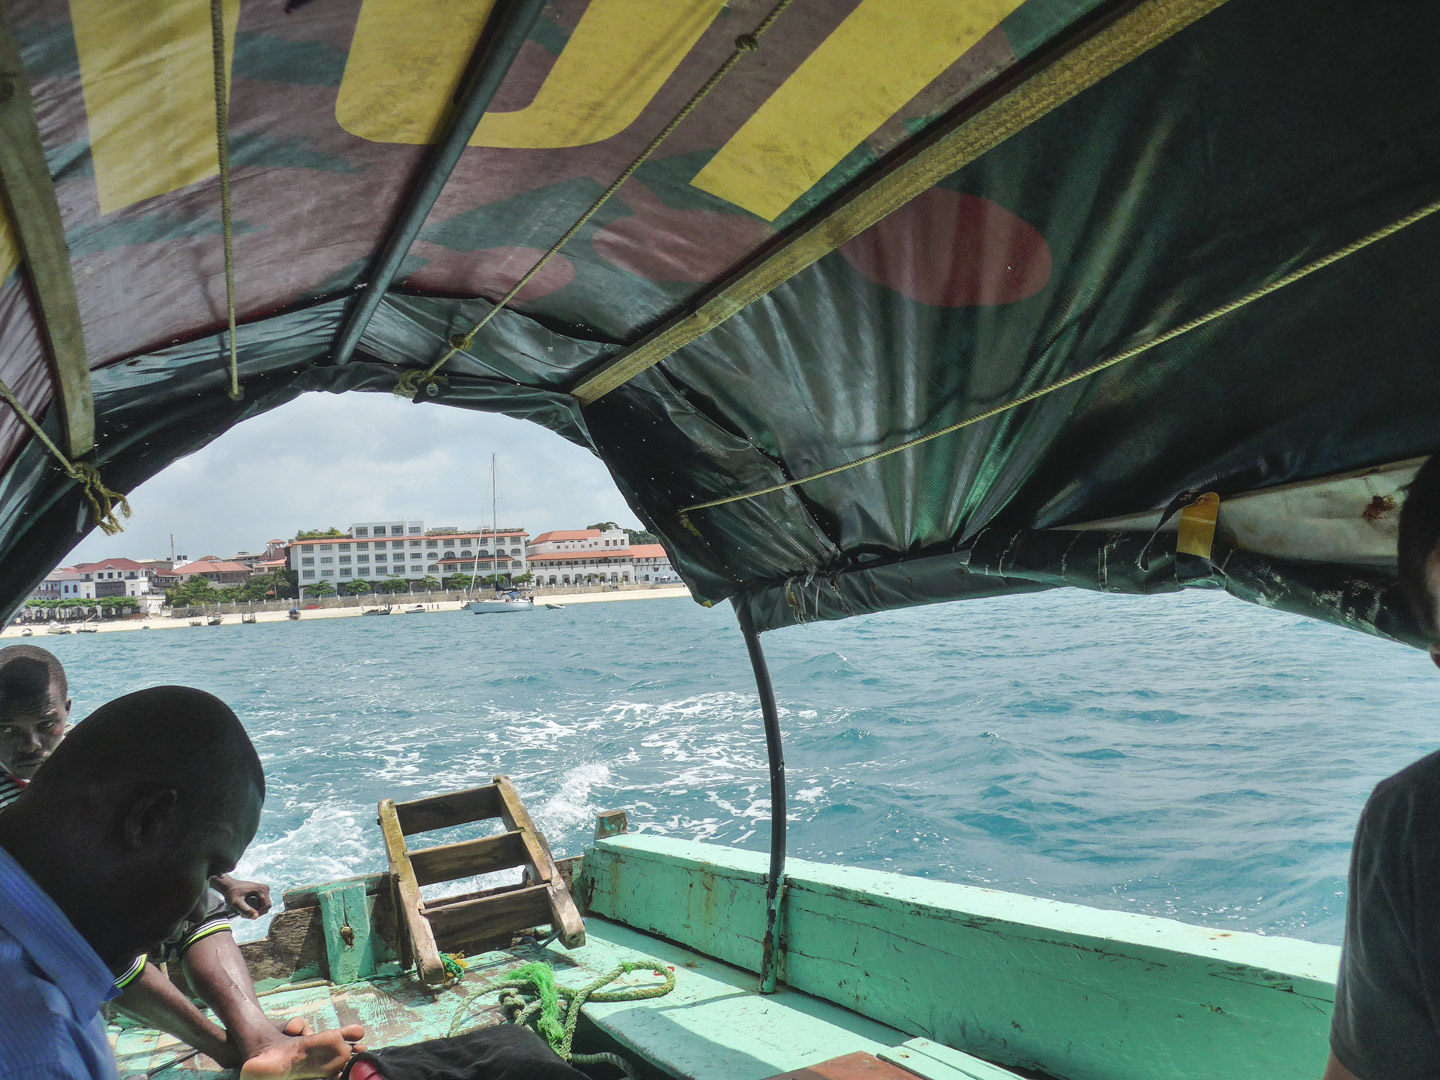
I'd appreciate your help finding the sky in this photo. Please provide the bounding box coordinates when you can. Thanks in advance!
[64,391,644,565]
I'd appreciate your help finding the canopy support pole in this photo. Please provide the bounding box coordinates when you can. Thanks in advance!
[736,604,786,994]
[0,8,94,457]
[329,0,546,366]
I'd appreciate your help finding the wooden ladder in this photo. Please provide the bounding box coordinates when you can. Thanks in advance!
[377,775,586,987]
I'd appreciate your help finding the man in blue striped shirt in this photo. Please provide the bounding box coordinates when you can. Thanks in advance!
[0,686,360,1078]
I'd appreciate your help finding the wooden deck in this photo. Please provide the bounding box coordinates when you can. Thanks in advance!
[110,917,915,1080]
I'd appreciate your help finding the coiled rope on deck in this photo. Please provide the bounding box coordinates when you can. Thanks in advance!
[393,0,796,401]
[209,0,242,401]
[676,193,1440,529]
[447,959,675,1079]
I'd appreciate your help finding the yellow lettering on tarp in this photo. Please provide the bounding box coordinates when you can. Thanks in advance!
[0,200,17,285]
[691,0,1025,221]
[336,0,499,146]
[336,0,724,148]
[70,0,240,215]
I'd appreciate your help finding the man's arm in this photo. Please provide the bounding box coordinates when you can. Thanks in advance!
[209,873,271,919]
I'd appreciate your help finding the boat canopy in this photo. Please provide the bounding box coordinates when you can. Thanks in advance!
[0,0,1436,641]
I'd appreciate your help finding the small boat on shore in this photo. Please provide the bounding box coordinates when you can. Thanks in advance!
[362,605,392,616]
[403,604,426,614]
[207,614,223,626]
[76,624,97,633]
[19,628,32,636]
[188,619,202,627]
[287,608,301,620]
[242,613,257,624]
[46,625,71,635]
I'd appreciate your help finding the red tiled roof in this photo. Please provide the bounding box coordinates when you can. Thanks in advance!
[531,529,601,543]
[628,544,668,559]
[72,558,148,572]
[173,560,251,575]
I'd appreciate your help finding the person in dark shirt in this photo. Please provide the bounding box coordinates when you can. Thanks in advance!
[1326,455,1440,1079]
[0,681,365,1079]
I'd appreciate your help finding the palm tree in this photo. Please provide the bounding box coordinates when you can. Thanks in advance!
[348,579,373,595]
[418,575,441,592]
[304,579,336,598]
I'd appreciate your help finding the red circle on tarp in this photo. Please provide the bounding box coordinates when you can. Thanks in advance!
[838,189,1052,307]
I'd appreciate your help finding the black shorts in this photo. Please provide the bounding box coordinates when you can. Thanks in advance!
[114,888,234,989]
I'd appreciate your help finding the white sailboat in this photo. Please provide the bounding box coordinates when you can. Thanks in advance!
[465,454,533,615]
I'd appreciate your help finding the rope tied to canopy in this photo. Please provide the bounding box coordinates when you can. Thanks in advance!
[209,0,242,402]
[447,959,675,1079]
[0,379,129,534]
[675,192,1440,530]
[393,0,796,401]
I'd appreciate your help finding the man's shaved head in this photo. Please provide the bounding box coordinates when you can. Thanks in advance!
[0,644,67,699]
[37,685,264,804]
[0,686,265,969]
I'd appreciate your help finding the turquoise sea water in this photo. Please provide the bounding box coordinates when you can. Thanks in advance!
[41,590,1440,947]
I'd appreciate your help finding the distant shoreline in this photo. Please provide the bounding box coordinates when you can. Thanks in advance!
[3,585,693,637]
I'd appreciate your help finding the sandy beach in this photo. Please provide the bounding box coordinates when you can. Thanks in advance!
[4,585,693,638]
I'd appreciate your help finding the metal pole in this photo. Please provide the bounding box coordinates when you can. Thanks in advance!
[736,603,786,994]
[329,0,547,365]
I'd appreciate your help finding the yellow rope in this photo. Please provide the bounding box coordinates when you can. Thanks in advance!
[0,379,130,534]
[678,195,1440,524]
[210,0,241,402]
[394,0,796,400]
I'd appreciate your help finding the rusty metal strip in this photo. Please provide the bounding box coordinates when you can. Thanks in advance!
[570,0,1230,407]
[0,8,94,456]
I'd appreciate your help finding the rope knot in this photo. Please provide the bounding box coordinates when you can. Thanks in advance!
[392,370,449,401]
[734,33,759,51]
[70,462,132,536]
[448,333,476,352]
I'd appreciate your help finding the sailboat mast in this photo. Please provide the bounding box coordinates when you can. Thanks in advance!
[491,453,498,586]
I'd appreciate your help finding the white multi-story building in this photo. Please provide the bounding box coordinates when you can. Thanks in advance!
[526,528,631,586]
[288,520,529,590]
[630,544,677,583]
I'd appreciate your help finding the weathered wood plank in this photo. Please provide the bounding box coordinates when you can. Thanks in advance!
[493,775,584,947]
[318,881,377,985]
[283,872,388,910]
[377,798,443,986]
[581,835,1338,1080]
[409,830,528,887]
[426,883,551,952]
[394,784,502,834]
[492,775,552,883]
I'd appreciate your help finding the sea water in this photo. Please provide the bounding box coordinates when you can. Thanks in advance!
[43,590,1440,946]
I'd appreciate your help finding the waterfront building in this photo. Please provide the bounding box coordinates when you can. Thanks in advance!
[42,558,162,600]
[525,528,635,586]
[287,520,529,590]
[630,544,678,584]
[171,557,253,587]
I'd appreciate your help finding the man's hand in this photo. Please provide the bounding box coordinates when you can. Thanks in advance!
[212,873,272,919]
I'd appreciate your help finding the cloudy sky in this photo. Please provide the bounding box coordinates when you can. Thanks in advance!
[65,391,644,565]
